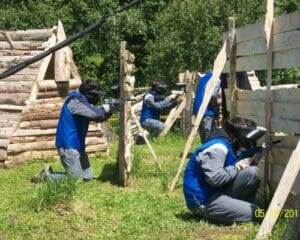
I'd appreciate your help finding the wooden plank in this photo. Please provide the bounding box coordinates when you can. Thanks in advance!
[0,82,33,93]
[235,86,300,102]
[170,41,227,192]
[159,98,186,137]
[0,40,46,50]
[55,20,67,82]
[0,148,7,161]
[28,33,57,101]
[236,113,300,134]
[0,28,54,41]
[236,21,265,43]
[271,147,294,167]
[0,75,36,82]
[236,30,300,57]
[235,11,300,44]
[0,128,14,139]
[0,105,23,111]
[0,49,43,56]
[237,101,300,120]
[256,140,300,239]
[228,17,237,117]
[0,67,39,75]
[273,11,300,34]
[0,113,20,122]
[271,163,300,195]
[232,48,300,72]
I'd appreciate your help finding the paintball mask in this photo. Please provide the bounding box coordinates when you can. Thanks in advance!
[152,81,167,95]
[79,79,106,105]
[227,117,267,150]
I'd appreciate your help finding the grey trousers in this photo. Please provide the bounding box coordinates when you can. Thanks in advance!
[141,118,165,137]
[47,148,93,181]
[191,166,260,224]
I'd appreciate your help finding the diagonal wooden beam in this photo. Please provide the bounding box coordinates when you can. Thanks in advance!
[159,98,186,137]
[130,106,162,170]
[169,40,228,192]
[256,140,300,239]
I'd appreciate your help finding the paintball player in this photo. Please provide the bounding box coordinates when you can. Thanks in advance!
[183,117,266,224]
[31,79,112,182]
[193,71,222,143]
[139,80,179,137]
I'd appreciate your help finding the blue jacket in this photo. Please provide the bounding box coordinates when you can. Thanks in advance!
[140,91,173,123]
[193,71,220,117]
[183,137,236,208]
[140,94,160,123]
[56,91,90,151]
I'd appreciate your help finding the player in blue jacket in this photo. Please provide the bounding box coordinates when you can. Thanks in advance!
[140,80,178,137]
[32,79,112,182]
[193,71,222,143]
[183,117,265,224]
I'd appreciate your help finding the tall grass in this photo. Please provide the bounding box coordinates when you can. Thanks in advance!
[34,177,78,211]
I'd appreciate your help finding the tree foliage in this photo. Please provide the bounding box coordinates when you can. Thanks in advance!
[0,0,298,90]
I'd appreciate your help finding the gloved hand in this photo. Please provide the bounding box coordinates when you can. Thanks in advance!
[235,158,252,171]
[250,152,262,166]
[102,103,111,113]
[170,99,178,108]
[102,104,112,120]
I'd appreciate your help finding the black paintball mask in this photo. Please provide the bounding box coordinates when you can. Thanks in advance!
[152,81,167,95]
[226,117,267,152]
[79,79,106,105]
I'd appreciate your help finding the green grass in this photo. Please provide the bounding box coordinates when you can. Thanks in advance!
[0,134,288,239]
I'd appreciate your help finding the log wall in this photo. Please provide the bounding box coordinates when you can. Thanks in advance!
[0,23,109,167]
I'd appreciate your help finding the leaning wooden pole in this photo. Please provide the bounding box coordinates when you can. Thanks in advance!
[129,107,162,170]
[169,41,228,192]
[228,17,237,118]
[256,140,300,239]
[264,0,274,188]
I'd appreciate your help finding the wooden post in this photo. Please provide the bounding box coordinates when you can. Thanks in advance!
[169,41,228,192]
[256,140,300,239]
[181,70,193,136]
[118,42,135,187]
[118,41,129,186]
[55,20,67,83]
[228,17,237,118]
[264,0,274,187]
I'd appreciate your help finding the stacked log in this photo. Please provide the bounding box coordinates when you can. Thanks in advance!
[0,24,109,167]
[0,28,55,167]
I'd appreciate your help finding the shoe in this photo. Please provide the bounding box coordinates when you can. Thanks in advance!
[135,134,146,145]
[31,165,53,183]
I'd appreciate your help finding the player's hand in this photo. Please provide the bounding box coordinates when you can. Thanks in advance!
[235,158,252,171]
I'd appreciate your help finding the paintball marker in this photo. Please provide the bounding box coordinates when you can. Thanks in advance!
[236,139,281,165]
[103,84,120,112]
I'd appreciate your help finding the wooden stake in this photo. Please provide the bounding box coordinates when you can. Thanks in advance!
[228,17,237,117]
[130,106,162,170]
[159,98,186,137]
[264,0,274,187]
[118,41,130,186]
[55,20,67,83]
[256,140,300,239]
[169,41,228,192]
